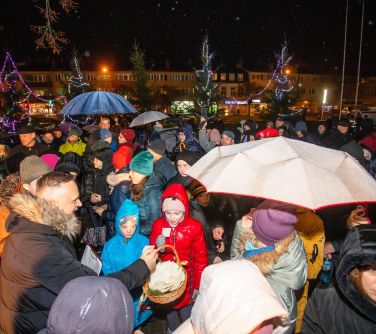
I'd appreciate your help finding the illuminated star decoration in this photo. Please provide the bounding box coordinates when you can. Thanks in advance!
[195,35,217,119]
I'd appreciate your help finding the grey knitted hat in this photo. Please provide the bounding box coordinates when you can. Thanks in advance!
[20,155,52,184]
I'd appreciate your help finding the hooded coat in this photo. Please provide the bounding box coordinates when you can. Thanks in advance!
[0,193,150,334]
[302,225,376,334]
[174,260,289,334]
[172,124,203,159]
[149,184,208,310]
[37,277,134,334]
[101,199,152,328]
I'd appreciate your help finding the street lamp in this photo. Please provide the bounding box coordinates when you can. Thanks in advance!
[321,89,328,120]
[101,67,108,73]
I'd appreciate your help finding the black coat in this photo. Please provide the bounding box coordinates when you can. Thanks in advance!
[302,225,376,334]
[0,193,150,334]
[321,128,352,150]
[10,141,50,157]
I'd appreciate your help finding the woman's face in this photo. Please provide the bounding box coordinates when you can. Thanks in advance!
[118,133,126,144]
[177,160,190,177]
[120,218,137,239]
[129,170,145,185]
[178,132,186,143]
[93,157,103,170]
[361,265,376,303]
[318,124,326,134]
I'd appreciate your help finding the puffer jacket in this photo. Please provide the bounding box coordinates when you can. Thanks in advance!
[149,184,208,310]
[101,199,152,328]
[302,225,376,334]
[172,124,203,160]
[134,172,166,236]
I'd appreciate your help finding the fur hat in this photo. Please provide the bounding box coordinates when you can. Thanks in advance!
[188,181,207,199]
[162,197,185,212]
[129,151,154,177]
[20,155,52,184]
[252,200,297,246]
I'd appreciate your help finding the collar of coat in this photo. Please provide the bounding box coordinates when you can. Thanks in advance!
[9,193,81,242]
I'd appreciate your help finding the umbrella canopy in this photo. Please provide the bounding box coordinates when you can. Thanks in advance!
[187,137,376,210]
[57,122,83,136]
[129,111,169,127]
[61,91,137,116]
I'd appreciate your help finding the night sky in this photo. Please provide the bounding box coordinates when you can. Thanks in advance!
[0,0,375,74]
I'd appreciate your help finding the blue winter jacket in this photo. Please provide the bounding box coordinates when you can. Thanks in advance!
[101,199,152,328]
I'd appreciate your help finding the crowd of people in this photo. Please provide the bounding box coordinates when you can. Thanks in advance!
[0,113,375,334]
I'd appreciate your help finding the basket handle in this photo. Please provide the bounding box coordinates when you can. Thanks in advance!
[156,244,183,266]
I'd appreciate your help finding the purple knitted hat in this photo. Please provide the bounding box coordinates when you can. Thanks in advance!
[252,200,297,246]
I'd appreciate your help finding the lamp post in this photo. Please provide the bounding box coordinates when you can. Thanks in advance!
[321,89,328,120]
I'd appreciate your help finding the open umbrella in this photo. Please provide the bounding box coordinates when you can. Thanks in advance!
[57,122,83,136]
[129,111,169,128]
[61,91,137,116]
[187,137,376,210]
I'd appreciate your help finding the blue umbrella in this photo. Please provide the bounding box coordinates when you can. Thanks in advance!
[61,91,138,116]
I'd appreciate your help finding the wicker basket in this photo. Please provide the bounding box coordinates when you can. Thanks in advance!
[143,244,187,304]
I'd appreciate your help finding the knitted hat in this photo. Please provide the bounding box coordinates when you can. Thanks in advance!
[129,151,154,177]
[55,152,83,175]
[20,155,52,184]
[338,119,350,127]
[176,151,200,166]
[222,130,235,140]
[67,129,80,137]
[162,197,185,213]
[188,181,207,199]
[148,139,166,156]
[17,124,35,135]
[120,129,136,141]
[252,200,297,246]
[209,129,221,144]
[100,129,112,140]
[40,153,60,170]
[113,146,132,170]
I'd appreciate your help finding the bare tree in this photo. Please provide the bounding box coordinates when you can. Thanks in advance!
[31,0,79,54]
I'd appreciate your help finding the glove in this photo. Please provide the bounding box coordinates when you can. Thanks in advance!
[156,235,166,253]
[192,289,199,301]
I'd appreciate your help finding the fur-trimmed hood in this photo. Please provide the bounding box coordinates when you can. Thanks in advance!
[336,225,376,323]
[0,172,21,207]
[8,193,81,241]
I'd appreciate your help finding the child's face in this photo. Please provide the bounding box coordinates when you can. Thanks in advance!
[164,210,185,227]
[196,193,211,207]
[177,160,190,177]
[120,218,137,239]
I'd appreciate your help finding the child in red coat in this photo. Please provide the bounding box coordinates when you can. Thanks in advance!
[150,183,208,332]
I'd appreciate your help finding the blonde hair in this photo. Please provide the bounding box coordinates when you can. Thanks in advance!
[239,229,296,275]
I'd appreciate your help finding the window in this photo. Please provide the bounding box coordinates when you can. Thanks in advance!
[86,74,97,81]
[213,73,218,80]
[221,87,226,98]
[230,87,236,96]
[260,75,264,81]
[56,73,64,81]
[238,88,244,96]
[238,73,244,81]
[31,74,48,82]
[220,73,226,81]
[229,73,235,81]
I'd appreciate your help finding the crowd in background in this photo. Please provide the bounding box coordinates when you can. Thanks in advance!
[0,114,375,334]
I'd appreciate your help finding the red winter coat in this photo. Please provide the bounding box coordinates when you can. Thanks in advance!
[150,184,208,309]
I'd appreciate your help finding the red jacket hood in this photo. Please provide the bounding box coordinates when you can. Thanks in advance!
[161,183,190,219]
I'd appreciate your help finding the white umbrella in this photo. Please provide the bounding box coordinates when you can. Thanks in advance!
[187,137,376,210]
[129,111,169,127]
